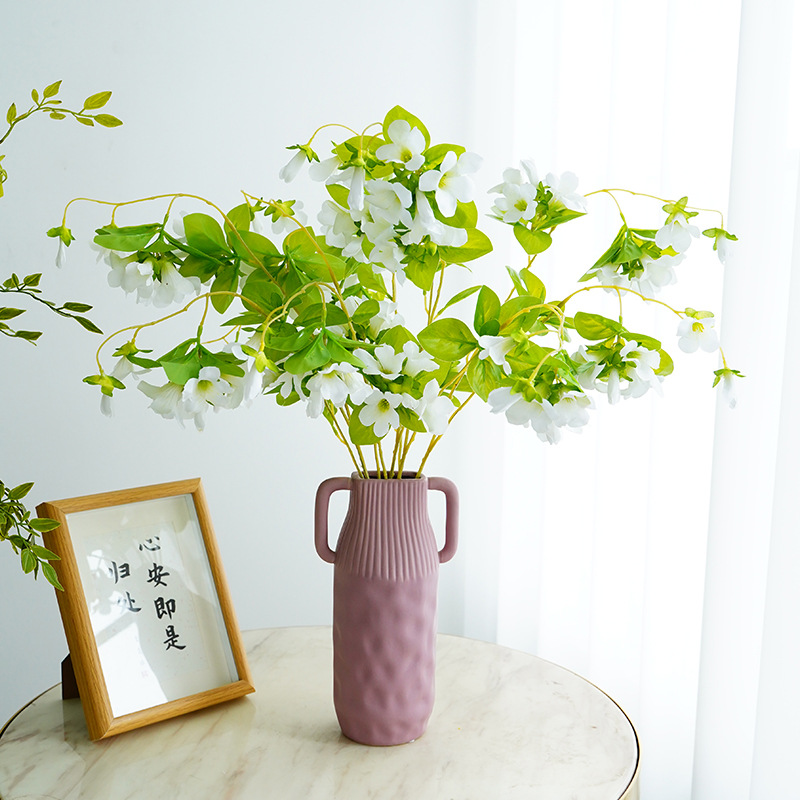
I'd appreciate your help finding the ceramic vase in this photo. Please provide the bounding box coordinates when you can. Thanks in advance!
[314,472,458,746]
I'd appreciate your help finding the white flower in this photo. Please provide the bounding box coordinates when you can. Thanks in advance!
[416,380,455,435]
[402,341,438,377]
[545,171,587,212]
[370,240,406,274]
[55,239,67,268]
[274,372,306,401]
[719,370,738,409]
[677,315,719,353]
[477,335,515,374]
[138,381,187,424]
[551,391,592,429]
[279,150,306,183]
[418,150,482,217]
[376,120,427,172]
[655,218,700,254]
[150,261,201,308]
[100,394,113,417]
[107,253,154,301]
[487,387,560,444]
[354,344,405,380]
[358,390,401,437]
[490,161,540,223]
[595,265,630,292]
[318,201,359,249]
[369,300,404,337]
[632,253,682,297]
[714,231,735,265]
[619,341,663,398]
[271,200,307,234]
[305,363,369,418]
[183,367,230,414]
[331,166,366,212]
[364,179,413,227]
[308,156,339,182]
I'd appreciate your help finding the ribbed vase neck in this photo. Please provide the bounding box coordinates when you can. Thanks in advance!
[334,476,439,580]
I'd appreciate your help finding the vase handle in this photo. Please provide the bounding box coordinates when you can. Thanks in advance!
[429,477,459,564]
[314,477,351,563]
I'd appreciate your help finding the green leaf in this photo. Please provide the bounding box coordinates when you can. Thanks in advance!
[293,301,349,328]
[224,203,254,234]
[379,325,417,351]
[83,91,112,110]
[29,542,60,559]
[418,318,478,361]
[27,517,61,533]
[160,350,201,385]
[42,561,63,591]
[423,143,466,167]
[9,482,34,500]
[284,229,346,282]
[467,357,504,402]
[514,225,552,255]
[439,285,481,314]
[6,103,16,124]
[499,296,545,331]
[438,227,493,264]
[433,200,478,229]
[356,263,388,295]
[230,229,281,265]
[656,348,674,377]
[93,114,123,128]
[31,88,39,104]
[184,213,229,256]
[474,286,500,336]
[397,406,427,433]
[180,255,219,283]
[43,80,62,99]
[350,299,380,325]
[519,268,546,304]
[574,311,623,340]
[73,316,103,334]
[210,264,239,313]
[403,248,440,291]
[13,330,43,342]
[241,270,282,314]
[348,406,383,445]
[94,223,160,252]
[0,307,25,321]
[383,105,431,150]
[20,549,37,574]
[23,273,42,287]
[61,302,93,313]
[283,336,331,374]
[75,116,95,127]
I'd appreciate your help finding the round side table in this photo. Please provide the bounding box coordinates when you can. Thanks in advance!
[0,627,639,799]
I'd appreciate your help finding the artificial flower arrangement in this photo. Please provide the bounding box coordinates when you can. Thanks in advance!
[51,105,740,480]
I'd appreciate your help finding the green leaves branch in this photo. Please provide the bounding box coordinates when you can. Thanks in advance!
[0,481,62,590]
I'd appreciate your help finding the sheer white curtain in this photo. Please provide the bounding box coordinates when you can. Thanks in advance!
[451,1,800,798]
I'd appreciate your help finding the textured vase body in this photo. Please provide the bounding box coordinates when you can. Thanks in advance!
[315,474,458,746]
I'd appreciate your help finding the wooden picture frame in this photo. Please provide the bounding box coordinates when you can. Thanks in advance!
[37,478,254,740]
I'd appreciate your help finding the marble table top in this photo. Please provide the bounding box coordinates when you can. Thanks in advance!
[0,627,639,799]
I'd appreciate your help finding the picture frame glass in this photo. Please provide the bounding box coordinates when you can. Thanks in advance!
[65,493,239,717]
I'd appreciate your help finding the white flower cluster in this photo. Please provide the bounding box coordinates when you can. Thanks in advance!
[489,160,587,222]
[487,386,592,445]
[103,251,201,308]
[283,120,481,279]
[270,341,455,437]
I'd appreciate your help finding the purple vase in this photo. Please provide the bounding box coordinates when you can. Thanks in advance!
[314,473,458,746]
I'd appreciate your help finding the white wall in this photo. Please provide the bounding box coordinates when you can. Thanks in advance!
[0,0,480,727]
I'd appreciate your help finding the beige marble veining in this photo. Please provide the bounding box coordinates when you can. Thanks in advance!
[0,627,639,799]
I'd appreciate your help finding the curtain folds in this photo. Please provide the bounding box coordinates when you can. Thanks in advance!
[460,1,799,797]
